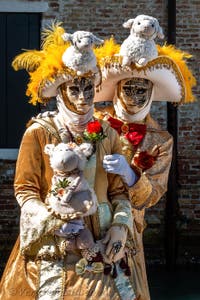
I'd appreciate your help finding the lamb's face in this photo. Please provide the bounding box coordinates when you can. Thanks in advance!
[132,16,158,39]
[50,144,79,172]
[73,31,93,51]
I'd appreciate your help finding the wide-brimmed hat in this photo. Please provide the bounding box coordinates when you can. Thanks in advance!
[94,39,196,104]
[12,23,102,105]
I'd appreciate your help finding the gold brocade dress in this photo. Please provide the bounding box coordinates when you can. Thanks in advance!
[0,117,138,300]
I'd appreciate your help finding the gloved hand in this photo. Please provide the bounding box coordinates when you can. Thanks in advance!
[102,225,127,263]
[103,154,137,186]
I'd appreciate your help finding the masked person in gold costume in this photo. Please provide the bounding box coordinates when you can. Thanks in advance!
[0,25,139,300]
[93,18,196,300]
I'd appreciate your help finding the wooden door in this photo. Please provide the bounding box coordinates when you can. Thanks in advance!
[0,13,41,148]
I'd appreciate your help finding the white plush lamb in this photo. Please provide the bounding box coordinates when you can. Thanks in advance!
[44,142,98,251]
[62,31,104,76]
[119,14,164,67]
[44,142,97,220]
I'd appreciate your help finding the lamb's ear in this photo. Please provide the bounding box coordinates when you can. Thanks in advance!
[62,32,73,43]
[44,144,55,155]
[157,25,164,39]
[92,34,104,46]
[79,143,93,158]
[123,19,135,29]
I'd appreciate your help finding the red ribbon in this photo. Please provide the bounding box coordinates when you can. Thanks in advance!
[108,116,146,146]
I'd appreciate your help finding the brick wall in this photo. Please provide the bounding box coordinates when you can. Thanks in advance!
[0,0,199,272]
[176,1,200,264]
[0,160,19,275]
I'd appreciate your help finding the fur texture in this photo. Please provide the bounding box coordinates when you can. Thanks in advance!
[62,31,104,75]
[44,142,98,251]
[44,142,97,219]
[119,14,164,67]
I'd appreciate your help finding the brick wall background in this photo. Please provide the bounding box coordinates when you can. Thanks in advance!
[0,0,199,274]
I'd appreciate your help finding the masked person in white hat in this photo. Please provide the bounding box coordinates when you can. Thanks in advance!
[94,16,196,300]
[0,24,138,300]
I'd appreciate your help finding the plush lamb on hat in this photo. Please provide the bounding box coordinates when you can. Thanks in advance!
[62,30,104,76]
[119,14,164,67]
[93,15,196,106]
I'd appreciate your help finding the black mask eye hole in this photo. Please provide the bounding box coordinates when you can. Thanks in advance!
[123,86,131,91]
[136,88,146,95]
[69,86,79,93]
[123,86,132,96]
[84,84,93,92]
[151,24,155,27]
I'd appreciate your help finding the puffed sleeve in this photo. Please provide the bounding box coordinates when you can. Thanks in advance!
[15,124,44,206]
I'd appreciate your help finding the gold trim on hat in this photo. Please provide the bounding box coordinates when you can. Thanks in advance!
[101,55,186,104]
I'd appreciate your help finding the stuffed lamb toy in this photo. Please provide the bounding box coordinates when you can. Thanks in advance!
[119,14,164,67]
[44,142,97,251]
[62,30,104,76]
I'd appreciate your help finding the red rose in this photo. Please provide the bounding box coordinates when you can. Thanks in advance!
[86,120,102,134]
[132,151,156,171]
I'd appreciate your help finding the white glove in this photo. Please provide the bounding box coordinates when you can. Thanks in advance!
[102,226,127,263]
[103,154,137,186]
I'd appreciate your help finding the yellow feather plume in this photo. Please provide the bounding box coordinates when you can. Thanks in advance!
[26,44,69,105]
[41,21,66,50]
[94,37,120,66]
[12,22,70,105]
[12,50,45,72]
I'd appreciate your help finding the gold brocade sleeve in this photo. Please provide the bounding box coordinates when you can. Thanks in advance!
[14,122,55,206]
[128,135,173,209]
